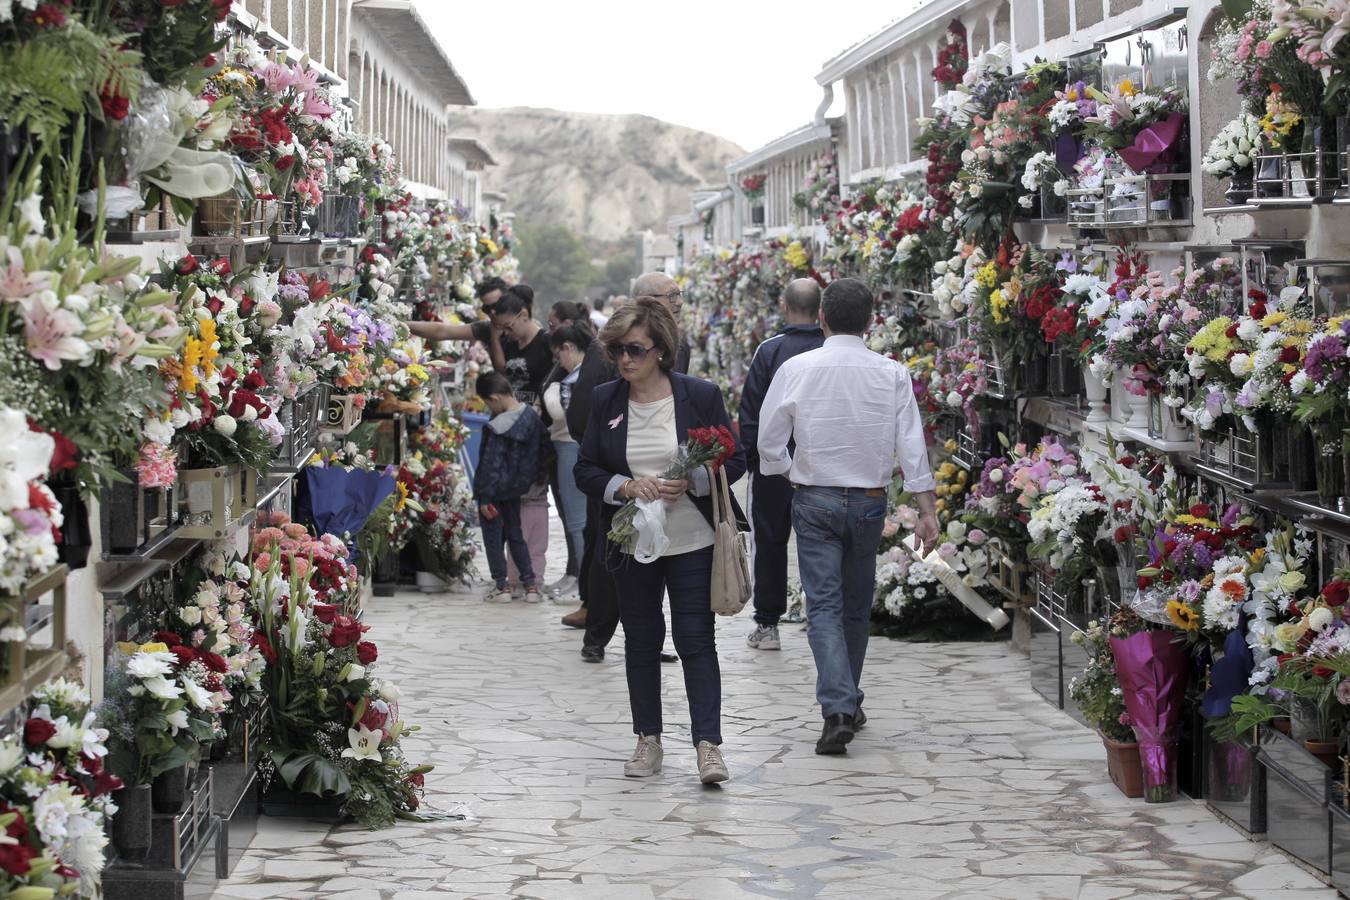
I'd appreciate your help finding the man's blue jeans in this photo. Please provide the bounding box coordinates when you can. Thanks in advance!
[791,486,886,718]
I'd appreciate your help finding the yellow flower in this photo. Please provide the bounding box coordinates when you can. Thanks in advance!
[975,261,999,290]
[139,641,170,653]
[990,288,1009,325]
[1118,79,1138,97]
[395,480,410,511]
[1262,311,1287,329]
[1173,514,1219,529]
[406,363,429,383]
[943,439,957,452]
[1166,600,1200,631]
[783,241,809,271]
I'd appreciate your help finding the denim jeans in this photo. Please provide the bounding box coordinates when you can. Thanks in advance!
[748,471,794,627]
[791,486,886,718]
[480,498,536,590]
[611,546,721,745]
[553,441,588,575]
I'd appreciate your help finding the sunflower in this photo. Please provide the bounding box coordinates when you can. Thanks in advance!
[1166,600,1200,632]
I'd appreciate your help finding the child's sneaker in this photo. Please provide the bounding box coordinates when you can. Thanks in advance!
[523,587,543,603]
[486,585,512,603]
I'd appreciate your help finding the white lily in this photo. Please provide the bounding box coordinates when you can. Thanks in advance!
[340,725,383,762]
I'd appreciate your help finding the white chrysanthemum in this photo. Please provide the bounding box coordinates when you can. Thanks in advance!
[126,650,175,680]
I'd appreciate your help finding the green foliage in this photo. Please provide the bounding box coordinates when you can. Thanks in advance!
[273,750,352,798]
[514,218,597,303]
[1067,621,1134,742]
[0,22,140,139]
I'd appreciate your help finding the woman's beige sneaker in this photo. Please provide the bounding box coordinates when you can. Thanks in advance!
[696,741,729,784]
[624,735,663,777]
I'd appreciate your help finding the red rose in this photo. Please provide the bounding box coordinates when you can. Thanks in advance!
[177,254,199,275]
[1225,323,1240,339]
[329,616,365,647]
[312,603,338,624]
[155,630,184,647]
[1114,525,1133,544]
[356,641,378,665]
[1189,503,1211,520]
[170,645,196,667]
[1314,665,1334,678]
[1324,581,1350,607]
[213,257,231,276]
[1137,575,1154,589]
[1280,345,1301,364]
[23,717,55,746]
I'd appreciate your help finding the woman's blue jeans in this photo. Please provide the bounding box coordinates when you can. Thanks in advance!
[553,440,588,573]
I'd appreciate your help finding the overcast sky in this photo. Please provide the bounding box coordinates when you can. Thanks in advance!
[416,0,917,152]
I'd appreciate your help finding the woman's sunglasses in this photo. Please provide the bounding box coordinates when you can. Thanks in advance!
[606,342,655,361]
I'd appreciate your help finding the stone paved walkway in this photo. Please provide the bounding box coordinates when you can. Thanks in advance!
[213,509,1339,900]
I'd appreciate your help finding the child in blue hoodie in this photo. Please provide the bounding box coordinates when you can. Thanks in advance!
[473,371,551,603]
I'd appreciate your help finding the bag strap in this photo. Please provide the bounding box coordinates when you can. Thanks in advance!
[706,464,723,525]
[714,465,733,526]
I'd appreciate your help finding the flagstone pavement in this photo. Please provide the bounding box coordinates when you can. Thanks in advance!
[212,508,1340,900]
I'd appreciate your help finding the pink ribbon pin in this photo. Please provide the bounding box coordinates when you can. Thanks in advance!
[608,413,624,430]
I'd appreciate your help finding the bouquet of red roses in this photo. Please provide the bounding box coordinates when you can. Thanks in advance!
[608,425,736,555]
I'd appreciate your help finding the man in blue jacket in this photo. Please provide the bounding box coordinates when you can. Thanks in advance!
[473,371,552,604]
[739,278,825,650]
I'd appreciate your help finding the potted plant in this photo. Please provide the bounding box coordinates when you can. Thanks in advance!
[1069,614,1145,797]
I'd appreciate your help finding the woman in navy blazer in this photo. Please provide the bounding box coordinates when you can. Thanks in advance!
[574,299,746,785]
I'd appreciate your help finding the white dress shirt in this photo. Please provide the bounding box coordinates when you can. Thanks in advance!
[756,334,936,493]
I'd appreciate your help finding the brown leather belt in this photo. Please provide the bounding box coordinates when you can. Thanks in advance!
[792,484,887,498]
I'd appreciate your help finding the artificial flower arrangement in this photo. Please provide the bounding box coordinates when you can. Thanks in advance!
[792,154,839,222]
[1203,113,1263,185]
[402,415,478,584]
[160,253,283,470]
[205,40,337,211]
[872,458,991,639]
[740,174,766,203]
[0,409,64,594]
[2,678,122,898]
[100,639,225,786]
[251,512,361,610]
[0,183,183,490]
[827,180,934,291]
[249,549,429,828]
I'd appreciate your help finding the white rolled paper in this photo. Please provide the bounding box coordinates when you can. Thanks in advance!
[901,534,1010,631]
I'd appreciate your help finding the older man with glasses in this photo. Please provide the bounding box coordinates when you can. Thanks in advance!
[631,272,689,375]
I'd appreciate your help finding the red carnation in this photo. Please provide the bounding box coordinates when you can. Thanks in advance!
[312,603,338,624]
[31,4,66,27]
[23,717,55,746]
[250,632,277,665]
[0,807,34,876]
[1189,503,1211,519]
[357,641,378,665]
[100,86,129,121]
[170,645,196,667]
[1137,575,1154,589]
[1225,323,1240,339]
[200,651,228,673]
[1314,665,1335,678]
[154,631,184,647]
[1280,345,1301,364]
[177,254,199,275]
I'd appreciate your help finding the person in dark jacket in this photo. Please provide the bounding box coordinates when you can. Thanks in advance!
[565,338,623,650]
[574,299,746,785]
[738,278,826,651]
[473,371,550,604]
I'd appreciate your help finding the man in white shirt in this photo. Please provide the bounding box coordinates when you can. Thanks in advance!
[757,277,939,755]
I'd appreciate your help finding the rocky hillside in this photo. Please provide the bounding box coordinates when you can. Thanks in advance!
[446,107,744,242]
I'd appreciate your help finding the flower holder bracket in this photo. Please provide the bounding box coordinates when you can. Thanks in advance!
[195,197,265,239]
[1252,149,1339,206]
[272,383,332,472]
[987,544,1034,606]
[1191,425,1287,491]
[104,194,180,244]
[175,466,259,541]
[321,393,363,436]
[0,565,69,720]
[145,767,215,871]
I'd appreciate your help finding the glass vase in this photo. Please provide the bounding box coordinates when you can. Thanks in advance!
[1311,421,1348,509]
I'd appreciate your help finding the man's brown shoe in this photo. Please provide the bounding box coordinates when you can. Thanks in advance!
[561,607,586,628]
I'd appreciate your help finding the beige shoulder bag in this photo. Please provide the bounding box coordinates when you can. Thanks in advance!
[708,465,751,616]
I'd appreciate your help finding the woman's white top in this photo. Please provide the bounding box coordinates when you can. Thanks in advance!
[626,395,714,556]
[543,381,573,444]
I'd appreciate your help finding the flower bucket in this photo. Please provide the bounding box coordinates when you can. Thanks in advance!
[1146,393,1191,444]
[48,475,90,569]
[151,762,195,815]
[111,784,152,861]
[1311,421,1349,511]
[1102,734,1145,798]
